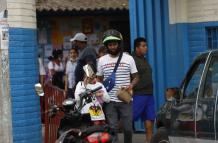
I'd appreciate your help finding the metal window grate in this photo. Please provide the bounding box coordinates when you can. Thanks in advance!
[207,27,218,49]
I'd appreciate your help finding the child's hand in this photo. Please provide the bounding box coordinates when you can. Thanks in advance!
[96,90,104,97]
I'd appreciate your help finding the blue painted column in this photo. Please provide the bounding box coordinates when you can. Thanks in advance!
[129,0,167,132]
[152,0,166,109]
[129,0,166,110]
[7,1,42,143]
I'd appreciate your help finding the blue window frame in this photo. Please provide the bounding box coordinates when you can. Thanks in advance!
[207,27,218,49]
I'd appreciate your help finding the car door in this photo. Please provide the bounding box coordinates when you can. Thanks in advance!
[196,54,218,140]
[170,56,207,138]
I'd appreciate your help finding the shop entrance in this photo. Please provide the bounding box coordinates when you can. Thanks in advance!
[109,20,131,53]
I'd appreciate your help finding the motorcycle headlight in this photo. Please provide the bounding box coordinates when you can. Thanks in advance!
[63,98,76,106]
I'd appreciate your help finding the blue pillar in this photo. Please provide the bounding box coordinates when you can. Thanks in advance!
[129,0,166,110]
[153,0,166,109]
[9,28,41,143]
[7,1,42,142]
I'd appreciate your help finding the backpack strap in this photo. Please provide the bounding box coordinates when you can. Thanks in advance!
[112,52,123,73]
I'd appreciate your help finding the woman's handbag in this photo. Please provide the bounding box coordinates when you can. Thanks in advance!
[103,52,123,92]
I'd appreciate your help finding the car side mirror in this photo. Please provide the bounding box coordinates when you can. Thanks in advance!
[34,83,44,96]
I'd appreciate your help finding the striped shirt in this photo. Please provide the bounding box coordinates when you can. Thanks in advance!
[97,53,138,102]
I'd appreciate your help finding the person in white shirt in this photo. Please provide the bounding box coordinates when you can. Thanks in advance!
[48,49,65,89]
[74,64,110,121]
[38,55,46,85]
[65,48,78,98]
[97,29,139,143]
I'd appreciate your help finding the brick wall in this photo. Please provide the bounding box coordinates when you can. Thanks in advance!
[9,28,41,143]
[188,0,218,23]
[169,0,218,24]
[7,0,42,142]
[7,0,36,29]
[169,0,218,63]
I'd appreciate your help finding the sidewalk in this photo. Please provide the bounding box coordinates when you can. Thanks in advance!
[118,133,145,143]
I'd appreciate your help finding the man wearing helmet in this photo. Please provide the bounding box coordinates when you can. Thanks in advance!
[70,32,97,85]
[97,29,139,143]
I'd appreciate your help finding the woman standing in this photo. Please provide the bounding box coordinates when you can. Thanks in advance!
[48,49,65,89]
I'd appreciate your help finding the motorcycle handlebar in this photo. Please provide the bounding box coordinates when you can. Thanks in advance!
[78,86,102,110]
[90,86,102,94]
[48,86,102,118]
[80,86,102,98]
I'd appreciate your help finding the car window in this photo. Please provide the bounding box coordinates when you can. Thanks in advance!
[184,59,206,99]
[203,56,218,98]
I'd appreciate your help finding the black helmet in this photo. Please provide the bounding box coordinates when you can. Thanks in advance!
[102,29,123,44]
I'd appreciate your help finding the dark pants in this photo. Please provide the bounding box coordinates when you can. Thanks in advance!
[67,88,75,99]
[52,71,64,89]
[104,102,132,143]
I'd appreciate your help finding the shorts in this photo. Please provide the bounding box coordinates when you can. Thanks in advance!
[133,94,155,121]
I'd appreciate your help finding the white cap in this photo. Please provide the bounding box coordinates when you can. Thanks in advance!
[70,33,87,42]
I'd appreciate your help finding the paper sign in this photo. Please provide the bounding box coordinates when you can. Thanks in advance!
[0,24,9,50]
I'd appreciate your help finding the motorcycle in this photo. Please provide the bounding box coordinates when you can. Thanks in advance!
[35,83,114,143]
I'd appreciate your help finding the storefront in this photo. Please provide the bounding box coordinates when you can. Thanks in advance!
[36,0,130,69]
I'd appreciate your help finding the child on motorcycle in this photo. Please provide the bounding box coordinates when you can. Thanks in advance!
[74,64,110,121]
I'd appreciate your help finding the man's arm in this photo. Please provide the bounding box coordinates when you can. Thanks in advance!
[127,72,139,91]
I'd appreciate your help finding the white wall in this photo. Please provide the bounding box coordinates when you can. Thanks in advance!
[7,0,36,28]
[169,0,188,24]
[169,0,218,24]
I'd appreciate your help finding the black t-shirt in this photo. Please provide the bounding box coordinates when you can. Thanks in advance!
[75,47,97,84]
[132,53,153,95]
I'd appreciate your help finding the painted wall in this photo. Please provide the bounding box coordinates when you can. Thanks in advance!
[169,0,218,24]
[169,0,218,62]
[129,0,218,111]
[7,0,42,142]
[129,0,186,110]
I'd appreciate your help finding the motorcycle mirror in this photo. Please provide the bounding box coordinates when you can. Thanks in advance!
[62,98,76,106]
[34,83,44,96]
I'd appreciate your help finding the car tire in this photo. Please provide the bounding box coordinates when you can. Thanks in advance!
[150,127,170,143]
